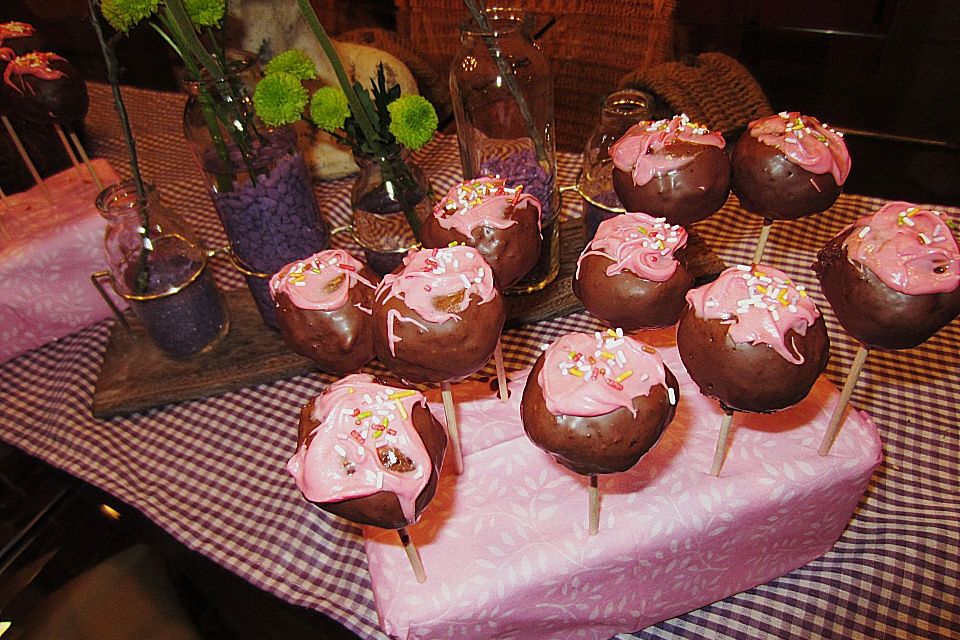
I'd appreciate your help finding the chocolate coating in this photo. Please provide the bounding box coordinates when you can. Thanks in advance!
[419,200,541,288]
[3,57,88,123]
[611,142,730,226]
[521,355,679,475]
[273,266,379,374]
[677,309,830,413]
[813,229,960,350]
[297,393,447,529]
[731,133,841,220]
[573,250,694,330]
[372,287,506,384]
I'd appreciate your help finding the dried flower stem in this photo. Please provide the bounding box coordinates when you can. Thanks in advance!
[88,0,150,294]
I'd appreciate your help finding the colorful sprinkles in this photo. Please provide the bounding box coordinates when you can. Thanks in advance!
[555,329,651,390]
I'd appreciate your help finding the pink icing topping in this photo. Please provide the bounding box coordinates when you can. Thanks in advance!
[286,374,433,525]
[685,264,820,364]
[842,201,959,295]
[576,211,687,282]
[434,177,543,235]
[610,114,726,187]
[748,112,851,185]
[376,245,498,356]
[269,249,376,312]
[3,52,66,92]
[0,22,34,42]
[537,330,671,418]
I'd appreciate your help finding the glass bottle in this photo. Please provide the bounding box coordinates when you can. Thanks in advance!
[450,8,559,293]
[96,180,229,357]
[181,51,329,328]
[351,149,434,276]
[581,89,654,241]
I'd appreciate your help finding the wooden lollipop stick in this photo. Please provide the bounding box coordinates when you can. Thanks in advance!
[2,115,52,204]
[68,129,104,190]
[53,123,84,179]
[440,381,464,474]
[397,526,426,583]
[0,185,9,208]
[819,345,870,456]
[494,339,509,402]
[588,474,600,535]
[711,409,735,477]
[752,217,773,264]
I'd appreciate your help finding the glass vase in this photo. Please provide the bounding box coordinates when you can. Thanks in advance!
[351,150,434,276]
[581,89,654,241]
[450,7,559,293]
[182,51,330,328]
[95,180,229,357]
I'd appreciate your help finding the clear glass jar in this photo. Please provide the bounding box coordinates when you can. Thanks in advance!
[182,51,329,328]
[96,180,229,357]
[351,149,434,276]
[450,8,559,293]
[581,89,654,241]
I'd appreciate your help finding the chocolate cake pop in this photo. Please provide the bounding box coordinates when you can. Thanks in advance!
[420,177,542,288]
[813,202,959,456]
[372,244,505,384]
[523,330,679,474]
[288,374,447,581]
[270,249,380,374]
[732,112,850,221]
[574,211,694,330]
[813,202,960,350]
[522,330,679,533]
[610,114,730,226]
[2,51,88,124]
[288,374,447,529]
[678,264,830,413]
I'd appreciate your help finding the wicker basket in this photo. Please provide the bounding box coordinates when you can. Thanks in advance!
[619,52,773,134]
[394,0,676,151]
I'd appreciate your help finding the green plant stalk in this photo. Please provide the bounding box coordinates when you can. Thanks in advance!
[296,0,424,239]
[462,0,549,170]
[379,153,425,238]
[153,15,232,193]
[162,0,260,179]
[294,0,381,150]
[88,0,151,295]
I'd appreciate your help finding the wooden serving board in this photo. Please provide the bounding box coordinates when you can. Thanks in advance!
[92,218,725,418]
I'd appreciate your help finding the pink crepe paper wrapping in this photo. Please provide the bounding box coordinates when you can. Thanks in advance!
[0,159,123,362]
[363,327,882,640]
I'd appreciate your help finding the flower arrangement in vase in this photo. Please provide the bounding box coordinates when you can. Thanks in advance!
[96,0,330,328]
[88,0,229,356]
[251,0,440,275]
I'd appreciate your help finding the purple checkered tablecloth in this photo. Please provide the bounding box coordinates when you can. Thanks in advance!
[0,84,957,639]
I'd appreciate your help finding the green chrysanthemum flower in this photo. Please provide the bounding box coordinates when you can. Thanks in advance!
[387,95,438,150]
[252,72,308,127]
[265,50,318,81]
[309,86,350,132]
[183,0,225,27]
[100,0,160,32]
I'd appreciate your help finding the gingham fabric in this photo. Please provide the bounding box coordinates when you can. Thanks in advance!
[0,84,957,639]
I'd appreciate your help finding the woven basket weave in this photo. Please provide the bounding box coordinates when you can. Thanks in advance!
[394,0,676,151]
[619,52,773,133]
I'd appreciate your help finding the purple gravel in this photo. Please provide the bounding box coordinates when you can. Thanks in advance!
[480,148,555,220]
[211,151,330,274]
[123,253,227,356]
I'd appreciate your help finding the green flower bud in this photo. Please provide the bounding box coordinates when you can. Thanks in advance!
[387,95,438,151]
[253,72,308,127]
[309,86,351,133]
[265,50,318,81]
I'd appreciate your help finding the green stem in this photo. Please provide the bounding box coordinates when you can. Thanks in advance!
[462,0,549,169]
[379,153,427,240]
[295,0,381,149]
[88,0,151,295]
